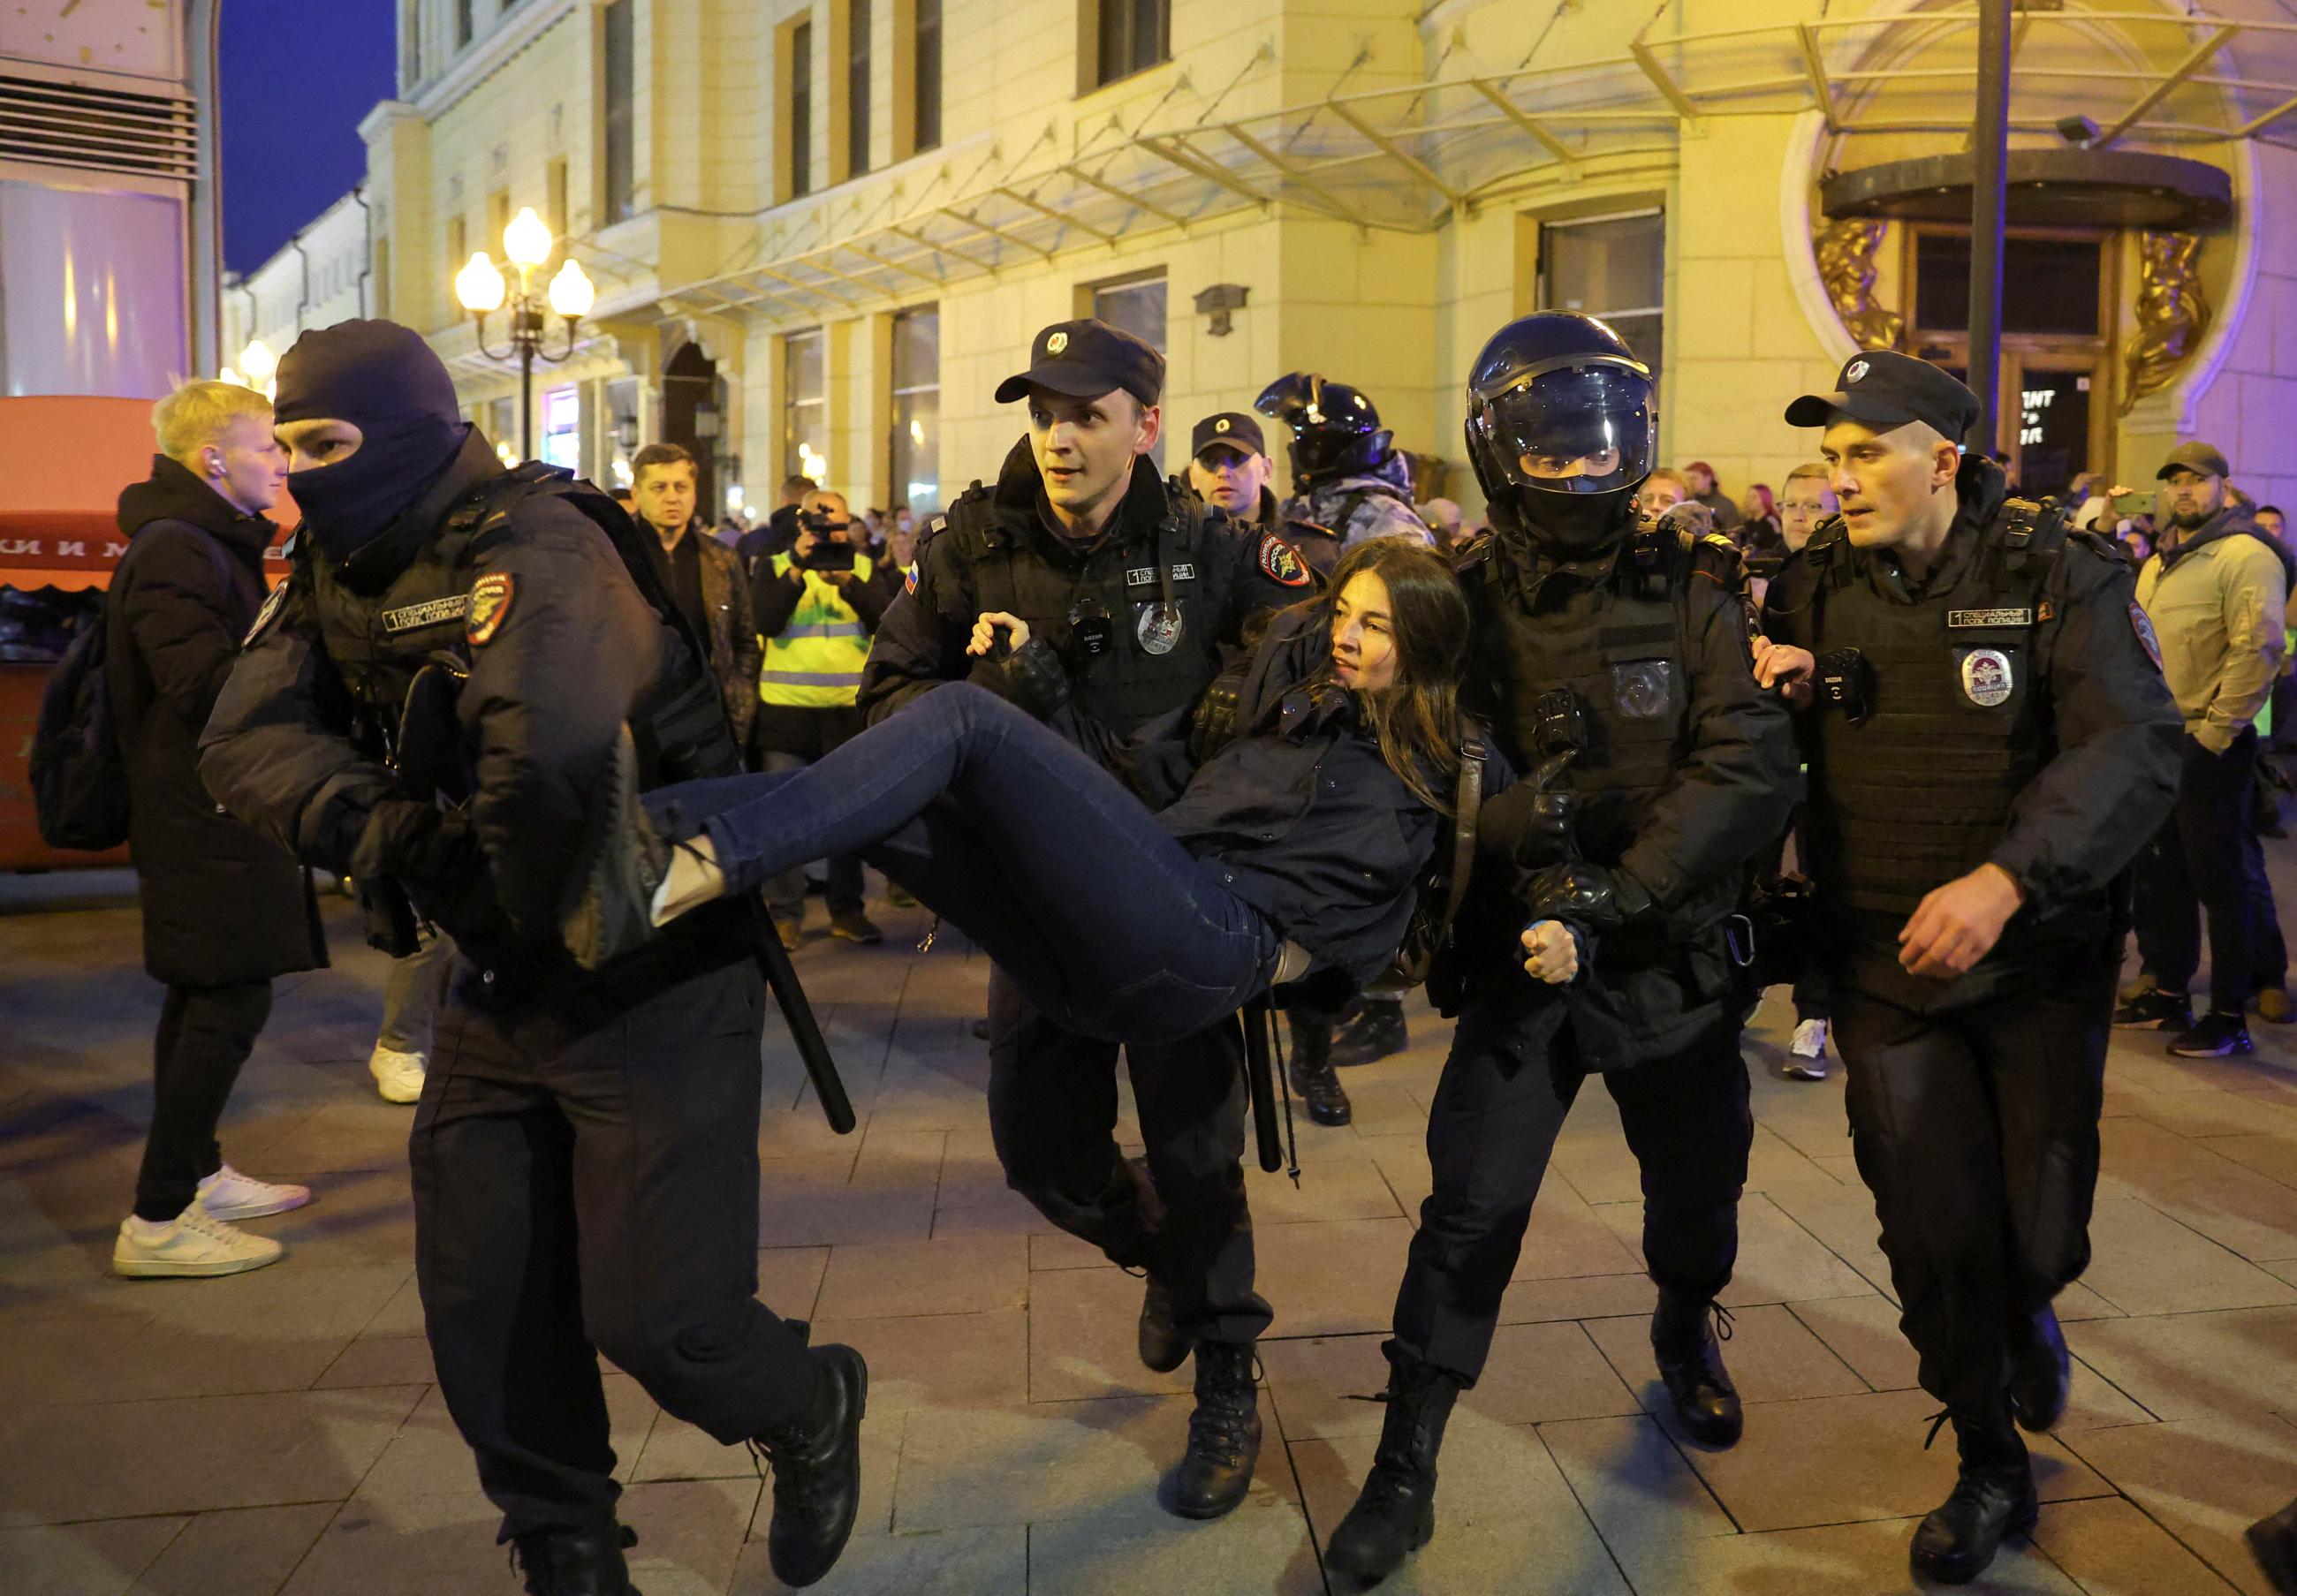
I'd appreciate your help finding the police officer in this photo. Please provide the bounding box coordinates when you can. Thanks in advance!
[197,321,865,1596]
[1323,314,1797,1588]
[1184,410,1281,531]
[1753,352,2181,1585]
[1254,373,1435,1068]
[860,318,1314,1520]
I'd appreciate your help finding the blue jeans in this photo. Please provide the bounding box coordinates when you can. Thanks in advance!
[650,683,1280,1044]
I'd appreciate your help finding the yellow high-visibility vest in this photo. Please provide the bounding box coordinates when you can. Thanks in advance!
[759,550,875,708]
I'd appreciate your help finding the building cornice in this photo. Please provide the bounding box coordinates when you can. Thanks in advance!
[408,0,583,122]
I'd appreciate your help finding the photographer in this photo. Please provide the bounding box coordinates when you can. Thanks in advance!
[753,488,900,947]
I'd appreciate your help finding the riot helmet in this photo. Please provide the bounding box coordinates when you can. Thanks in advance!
[1463,313,1656,550]
[1255,372,1396,490]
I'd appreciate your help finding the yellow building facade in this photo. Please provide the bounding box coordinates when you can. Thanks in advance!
[231,0,2297,520]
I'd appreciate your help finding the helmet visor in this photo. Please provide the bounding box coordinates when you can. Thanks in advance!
[1476,365,1656,495]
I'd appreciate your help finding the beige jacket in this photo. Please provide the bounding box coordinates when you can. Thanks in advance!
[2134,511,2289,753]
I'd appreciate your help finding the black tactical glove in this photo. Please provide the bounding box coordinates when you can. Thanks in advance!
[350,798,470,886]
[1001,635,1073,722]
[1521,863,1656,931]
[1480,751,1578,870]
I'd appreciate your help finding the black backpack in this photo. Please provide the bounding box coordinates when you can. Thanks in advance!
[30,529,235,852]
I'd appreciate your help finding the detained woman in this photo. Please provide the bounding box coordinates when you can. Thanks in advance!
[565,538,1583,1037]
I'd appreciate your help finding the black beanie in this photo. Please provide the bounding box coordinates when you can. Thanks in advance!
[277,319,471,564]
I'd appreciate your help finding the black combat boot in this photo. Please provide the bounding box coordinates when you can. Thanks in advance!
[1138,1274,1188,1373]
[1323,1343,1463,1587]
[753,1343,869,1589]
[2006,1305,2070,1433]
[1330,996,1408,1068]
[2249,1494,2297,1594]
[1287,1014,1353,1127]
[1171,1339,1262,1519]
[509,1519,641,1596]
[1651,1289,1743,1447]
[1909,1399,2039,1585]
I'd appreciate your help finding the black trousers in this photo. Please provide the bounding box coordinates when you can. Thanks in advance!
[1392,1008,1752,1385]
[1831,949,2113,1412]
[986,965,1272,1346]
[2135,729,2269,1011]
[412,956,815,1540]
[133,978,274,1221]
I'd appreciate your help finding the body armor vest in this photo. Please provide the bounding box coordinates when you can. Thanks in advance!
[302,463,738,796]
[1794,501,2066,926]
[944,485,1223,736]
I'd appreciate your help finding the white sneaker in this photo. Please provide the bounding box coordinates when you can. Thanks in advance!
[113,1206,284,1278]
[194,1163,312,1222]
[369,1045,427,1104]
[1785,1018,1831,1080]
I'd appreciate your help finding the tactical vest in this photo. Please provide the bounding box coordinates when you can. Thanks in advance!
[1794,500,2065,923]
[943,486,1224,736]
[301,463,737,794]
[1459,525,1748,954]
[761,551,876,708]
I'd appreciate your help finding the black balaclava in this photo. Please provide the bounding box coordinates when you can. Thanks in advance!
[274,319,471,567]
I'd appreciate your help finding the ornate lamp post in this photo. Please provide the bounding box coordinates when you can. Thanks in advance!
[454,207,595,461]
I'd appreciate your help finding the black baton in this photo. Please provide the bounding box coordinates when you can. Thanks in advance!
[751,916,856,1134]
[1240,996,1284,1175]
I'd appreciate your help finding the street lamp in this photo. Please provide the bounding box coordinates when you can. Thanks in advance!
[235,338,277,399]
[454,206,595,461]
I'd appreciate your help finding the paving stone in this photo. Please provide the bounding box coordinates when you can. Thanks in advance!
[1538,1412,1738,1544]
[1243,1150,1406,1226]
[125,1502,337,1596]
[0,1386,424,1526]
[0,1518,186,1596]
[1585,1301,1869,1409]
[1027,1497,1325,1594]
[1788,1294,1921,1391]
[1668,1387,2111,1533]
[813,1233,1027,1320]
[728,1524,1026,1595]
[1511,1178,1645,1281]
[1261,1320,1637,1442]
[2027,1494,2248,1596]
[1255,1218,1414,1338]
[1608,1511,2085,1594]
[2063,1412,2297,1596]
[2066,1305,2297,1424]
[1026,1266,1194,1403]
[808,1307,1028,1413]
[1288,1415,1631,1594]
[313,1334,436,1389]
[2074,1199,2297,1315]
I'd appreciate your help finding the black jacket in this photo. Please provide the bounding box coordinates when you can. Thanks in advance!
[107,457,325,987]
[1156,609,1440,986]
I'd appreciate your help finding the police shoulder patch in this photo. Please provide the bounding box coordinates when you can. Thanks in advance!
[2129,601,2164,670]
[243,574,292,648]
[1258,533,1313,588]
[466,571,515,646]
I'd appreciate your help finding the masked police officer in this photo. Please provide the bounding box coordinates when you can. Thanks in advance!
[197,321,865,1595]
[1323,314,1797,1589]
[1253,373,1435,1070]
[860,319,1315,1519]
[1752,352,2180,1585]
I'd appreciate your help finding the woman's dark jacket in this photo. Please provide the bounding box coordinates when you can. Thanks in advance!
[1156,607,1440,985]
[106,457,326,987]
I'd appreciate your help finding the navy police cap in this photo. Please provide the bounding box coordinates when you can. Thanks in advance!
[1785,350,1982,445]
[995,318,1164,410]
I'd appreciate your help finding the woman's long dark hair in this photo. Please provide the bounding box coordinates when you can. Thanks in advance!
[1314,537,1470,814]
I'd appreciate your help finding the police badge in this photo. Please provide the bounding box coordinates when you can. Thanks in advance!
[1959,647,2013,707]
[1611,659,1677,720]
[1135,599,1184,656]
[466,571,515,647]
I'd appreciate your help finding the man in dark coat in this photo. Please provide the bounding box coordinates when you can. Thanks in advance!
[109,380,327,1280]
[629,442,762,753]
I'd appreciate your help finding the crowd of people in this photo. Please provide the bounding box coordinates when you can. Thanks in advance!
[65,304,2296,1596]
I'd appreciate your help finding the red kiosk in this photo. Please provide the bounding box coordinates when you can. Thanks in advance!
[0,395,291,871]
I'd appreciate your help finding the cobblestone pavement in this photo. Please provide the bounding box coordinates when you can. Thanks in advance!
[3,869,2294,1595]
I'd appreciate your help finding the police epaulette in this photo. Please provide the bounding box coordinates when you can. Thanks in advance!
[1688,530,1747,588]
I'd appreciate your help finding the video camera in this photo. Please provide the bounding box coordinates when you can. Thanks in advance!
[792,507,858,571]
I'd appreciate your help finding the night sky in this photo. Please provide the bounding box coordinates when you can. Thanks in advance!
[219,0,399,277]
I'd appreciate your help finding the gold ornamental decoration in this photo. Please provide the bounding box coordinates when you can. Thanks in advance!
[2123,231,2210,414]
[1815,219,1904,352]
